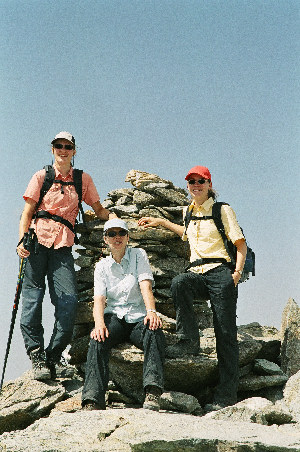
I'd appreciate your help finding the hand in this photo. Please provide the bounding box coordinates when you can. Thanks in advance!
[16,243,30,259]
[232,271,241,287]
[108,212,118,219]
[138,217,162,229]
[90,324,109,342]
[144,312,162,330]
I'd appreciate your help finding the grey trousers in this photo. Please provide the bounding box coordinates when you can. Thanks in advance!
[82,313,165,406]
[20,244,77,361]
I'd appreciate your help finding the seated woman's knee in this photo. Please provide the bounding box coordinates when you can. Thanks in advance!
[171,273,186,289]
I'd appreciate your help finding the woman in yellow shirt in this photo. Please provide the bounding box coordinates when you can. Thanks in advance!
[139,165,247,412]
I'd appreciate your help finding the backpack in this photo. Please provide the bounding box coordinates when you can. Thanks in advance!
[183,201,255,283]
[33,165,86,244]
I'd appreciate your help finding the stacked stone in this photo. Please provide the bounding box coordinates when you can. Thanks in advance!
[70,170,213,366]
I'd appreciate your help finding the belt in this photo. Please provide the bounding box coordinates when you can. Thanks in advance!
[185,258,230,272]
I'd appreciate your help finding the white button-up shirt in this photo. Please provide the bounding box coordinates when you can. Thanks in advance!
[94,247,154,323]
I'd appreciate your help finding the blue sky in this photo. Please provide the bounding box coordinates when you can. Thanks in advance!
[0,0,299,381]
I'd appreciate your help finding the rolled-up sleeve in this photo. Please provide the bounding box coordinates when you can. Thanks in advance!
[82,173,100,207]
[94,261,107,297]
[23,170,45,203]
[136,249,154,285]
[221,205,245,244]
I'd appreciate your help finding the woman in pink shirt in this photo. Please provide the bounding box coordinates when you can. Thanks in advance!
[16,131,116,381]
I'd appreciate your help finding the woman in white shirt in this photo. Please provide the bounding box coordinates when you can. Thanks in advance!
[81,219,165,411]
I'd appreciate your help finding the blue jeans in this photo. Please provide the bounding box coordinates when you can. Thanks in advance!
[20,244,77,361]
[82,314,165,406]
[171,265,239,405]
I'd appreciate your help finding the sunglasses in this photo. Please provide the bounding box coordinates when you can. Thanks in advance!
[105,230,128,238]
[188,178,208,185]
[53,143,74,150]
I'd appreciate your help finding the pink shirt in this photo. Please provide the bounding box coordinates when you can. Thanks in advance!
[24,166,100,249]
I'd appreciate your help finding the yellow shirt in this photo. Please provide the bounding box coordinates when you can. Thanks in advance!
[182,198,244,274]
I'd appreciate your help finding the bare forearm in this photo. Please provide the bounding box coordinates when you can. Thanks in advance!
[93,295,106,326]
[140,280,156,311]
[138,216,184,237]
[235,239,247,272]
[91,201,111,221]
[92,201,118,221]
[19,200,36,240]
[159,218,184,236]
[19,214,31,241]
[232,239,247,286]
[92,295,109,342]
[140,279,162,330]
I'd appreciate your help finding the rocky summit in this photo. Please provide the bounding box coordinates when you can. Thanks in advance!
[1,170,300,451]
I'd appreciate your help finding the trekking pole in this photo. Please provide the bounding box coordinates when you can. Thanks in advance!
[0,228,35,390]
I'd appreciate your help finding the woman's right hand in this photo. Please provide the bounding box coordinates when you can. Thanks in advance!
[138,217,163,229]
[16,243,30,259]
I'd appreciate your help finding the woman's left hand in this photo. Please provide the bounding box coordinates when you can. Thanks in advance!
[90,325,109,342]
[144,311,162,330]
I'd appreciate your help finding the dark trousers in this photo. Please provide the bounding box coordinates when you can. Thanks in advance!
[82,313,165,405]
[20,244,77,361]
[171,264,239,404]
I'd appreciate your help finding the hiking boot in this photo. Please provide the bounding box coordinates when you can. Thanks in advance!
[143,386,161,411]
[82,400,106,411]
[30,349,51,381]
[165,339,200,358]
[47,355,75,379]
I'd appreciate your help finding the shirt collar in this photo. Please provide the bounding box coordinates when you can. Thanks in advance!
[107,247,130,267]
[53,165,74,180]
[191,197,214,212]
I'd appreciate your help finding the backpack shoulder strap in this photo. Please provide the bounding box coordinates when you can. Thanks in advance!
[36,165,55,211]
[183,204,194,235]
[212,202,236,265]
[211,202,228,234]
[72,168,85,223]
[72,169,83,204]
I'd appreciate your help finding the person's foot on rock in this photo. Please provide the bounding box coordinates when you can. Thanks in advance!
[143,386,162,411]
[82,400,106,411]
[47,355,75,379]
[30,348,51,381]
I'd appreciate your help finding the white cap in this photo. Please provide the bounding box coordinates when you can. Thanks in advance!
[103,219,128,233]
[51,131,75,145]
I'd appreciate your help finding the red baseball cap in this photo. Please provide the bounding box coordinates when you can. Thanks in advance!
[185,166,212,181]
